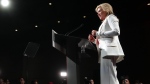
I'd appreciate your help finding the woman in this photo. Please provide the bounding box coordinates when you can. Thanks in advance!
[88,3,125,84]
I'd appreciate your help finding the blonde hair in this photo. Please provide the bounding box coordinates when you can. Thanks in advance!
[95,3,114,15]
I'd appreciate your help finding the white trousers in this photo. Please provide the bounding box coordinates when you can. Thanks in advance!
[100,50,119,84]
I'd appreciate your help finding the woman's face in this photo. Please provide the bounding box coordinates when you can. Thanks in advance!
[96,7,107,21]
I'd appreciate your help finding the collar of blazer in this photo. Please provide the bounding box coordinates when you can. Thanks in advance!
[99,15,109,34]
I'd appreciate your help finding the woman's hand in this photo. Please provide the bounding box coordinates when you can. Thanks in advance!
[91,30,97,36]
[88,34,95,42]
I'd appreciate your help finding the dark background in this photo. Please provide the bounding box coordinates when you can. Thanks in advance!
[0,0,150,84]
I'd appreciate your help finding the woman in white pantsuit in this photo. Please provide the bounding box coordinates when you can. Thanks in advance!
[88,3,125,84]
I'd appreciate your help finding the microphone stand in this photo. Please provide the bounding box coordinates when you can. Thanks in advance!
[65,24,84,36]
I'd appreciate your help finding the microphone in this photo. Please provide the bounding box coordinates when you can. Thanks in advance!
[65,23,84,36]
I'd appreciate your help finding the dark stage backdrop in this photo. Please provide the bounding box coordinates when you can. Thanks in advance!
[0,40,67,84]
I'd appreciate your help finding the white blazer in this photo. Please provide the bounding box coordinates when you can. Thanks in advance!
[96,14,124,63]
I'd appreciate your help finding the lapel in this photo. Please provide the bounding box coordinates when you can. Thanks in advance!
[99,17,108,34]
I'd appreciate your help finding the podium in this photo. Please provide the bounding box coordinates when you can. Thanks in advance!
[52,29,97,84]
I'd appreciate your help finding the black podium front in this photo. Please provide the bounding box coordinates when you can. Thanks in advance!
[52,29,97,84]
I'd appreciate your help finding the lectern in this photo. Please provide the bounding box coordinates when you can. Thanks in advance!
[52,29,97,84]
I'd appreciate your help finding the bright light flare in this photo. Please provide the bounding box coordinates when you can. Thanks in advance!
[15,29,18,31]
[60,72,67,77]
[1,0,10,7]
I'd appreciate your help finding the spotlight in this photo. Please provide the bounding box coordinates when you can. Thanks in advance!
[60,72,67,77]
[1,0,10,7]
[49,3,52,5]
